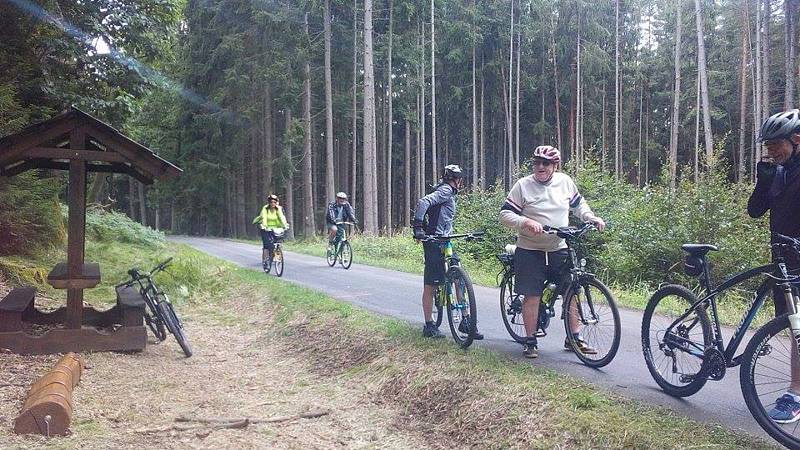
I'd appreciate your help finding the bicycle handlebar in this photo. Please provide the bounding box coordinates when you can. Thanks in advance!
[420,232,485,243]
[116,257,174,288]
[542,222,597,239]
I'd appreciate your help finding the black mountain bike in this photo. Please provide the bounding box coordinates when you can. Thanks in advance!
[641,234,800,449]
[327,221,354,269]
[424,232,484,348]
[497,222,621,368]
[116,257,192,357]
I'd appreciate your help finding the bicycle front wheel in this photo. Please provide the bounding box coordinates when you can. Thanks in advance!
[143,294,167,341]
[500,275,526,343]
[642,284,711,397]
[326,243,336,267]
[340,241,353,269]
[274,246,284,277]
[158,302,192,357]
[432,286,444,328]
[741,314,800,449]
[446,266,478,349]
[563,278,621,368]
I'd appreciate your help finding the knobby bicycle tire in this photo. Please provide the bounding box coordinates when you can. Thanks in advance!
[274,246,285,277]
[500,275,527,343]
[563,278,621,368]
[446,265,478,349]
[642,284,712,397]
[340,241,353,269]
[741,315,800,450]
[158,301,192,357]
[326,243,337,267]
[143,293,167,341]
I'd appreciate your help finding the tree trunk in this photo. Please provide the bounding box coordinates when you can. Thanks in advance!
[694,0,714,166]
[576,6,582,166]
[501,61,512,188]
[351,0,359,207]
[754,0,762,177]
[480,57,486,187]
[362,0,378,234]
[138,182,147,227]
[128,177,136,221]
[285,109,295,240]
[762,0,771,121]
[550,14,563,153]
[416,91,422,201]
[236,163,245,237]
[614,0,621,181]
[386,0,393,230]
[303,13,316,236]
[694,71,701,182]
[324,0,335,204]
[404,119,411,227]
[637,86,644,187]
[420,20,426,194]
[602,84,607,171]
[515,16,521,172]
[507,0,515,184]
[739,22,749,182]
[786,0,796,108]
[669,0,683,192]
[430,0,437,183]
[264,85,273,196]
[472,6,478,188]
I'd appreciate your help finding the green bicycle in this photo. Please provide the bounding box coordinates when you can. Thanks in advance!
[327,221,354,269]
[424,232,484,348]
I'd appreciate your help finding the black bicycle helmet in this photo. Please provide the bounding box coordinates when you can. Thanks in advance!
[442,164,464,181]
[758,109,800,142]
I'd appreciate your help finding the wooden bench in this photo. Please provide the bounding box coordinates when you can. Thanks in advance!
[115,285,145,327]
[0,287,36,332]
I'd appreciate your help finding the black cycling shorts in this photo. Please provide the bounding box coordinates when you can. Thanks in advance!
[260,229,276,250]
[423,241,450,286]
[513,248,569,296]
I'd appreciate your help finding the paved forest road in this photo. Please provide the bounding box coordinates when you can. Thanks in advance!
[172,236,768,440]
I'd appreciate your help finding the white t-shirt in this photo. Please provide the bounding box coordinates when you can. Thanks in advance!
[499,172,596,251]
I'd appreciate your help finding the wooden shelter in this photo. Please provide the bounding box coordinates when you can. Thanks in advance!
[0,107,181,354]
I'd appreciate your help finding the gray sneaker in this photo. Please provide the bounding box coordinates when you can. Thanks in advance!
[522,338,538,358]
[423,322,445,338]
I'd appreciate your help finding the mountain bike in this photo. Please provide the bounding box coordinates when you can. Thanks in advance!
[497,222,621,368]
[116,257,192,357]
[423,232,484,349]
[327,221,354,269]
[641,233,800,449]
[262,230,286,277]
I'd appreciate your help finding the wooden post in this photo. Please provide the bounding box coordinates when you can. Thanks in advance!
[66,128,87,329]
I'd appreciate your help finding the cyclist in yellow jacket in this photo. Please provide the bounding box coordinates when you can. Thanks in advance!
[253,194,290,271]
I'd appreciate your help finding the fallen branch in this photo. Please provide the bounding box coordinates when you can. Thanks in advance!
[134,419,249,434]
[174,409,330,425]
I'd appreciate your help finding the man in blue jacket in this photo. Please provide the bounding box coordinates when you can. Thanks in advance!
[412,164,482,340]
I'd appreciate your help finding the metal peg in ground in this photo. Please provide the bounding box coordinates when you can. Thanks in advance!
[14,352,84,436]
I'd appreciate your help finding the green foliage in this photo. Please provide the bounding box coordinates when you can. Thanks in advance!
[0,173,64,256]
[74,205,166,248]
[454,158,771,288]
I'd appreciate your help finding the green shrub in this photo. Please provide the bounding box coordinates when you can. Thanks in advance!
[0,172,65,256]
[63,205,166,248]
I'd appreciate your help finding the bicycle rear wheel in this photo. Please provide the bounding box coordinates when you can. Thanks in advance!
[642,284,711,397]
[446,266,478,349]
[741,315,800,450]
[274,245,284,277]
[563,278,621,368]
[158,301,192,357]
[326,243,336,267]
[500,275,526,343]
[143,294,167,341]
[340,241,353,269]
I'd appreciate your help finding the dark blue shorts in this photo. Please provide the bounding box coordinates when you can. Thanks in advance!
[513,248,569,296]
[423,241,452,286]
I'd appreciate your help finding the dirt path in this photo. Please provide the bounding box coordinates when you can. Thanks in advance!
[0,285,427,449]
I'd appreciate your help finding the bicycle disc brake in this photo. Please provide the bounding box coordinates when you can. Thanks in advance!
[700,347,726,381]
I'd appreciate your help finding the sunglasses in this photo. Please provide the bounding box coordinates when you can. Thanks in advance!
[533,159,554,167]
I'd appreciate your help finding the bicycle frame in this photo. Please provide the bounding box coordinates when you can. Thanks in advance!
[664,260,797,368]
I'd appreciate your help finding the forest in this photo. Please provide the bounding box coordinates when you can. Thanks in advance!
[0,0,798,239]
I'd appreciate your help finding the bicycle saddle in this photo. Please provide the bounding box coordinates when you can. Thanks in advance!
[681,244,719,257]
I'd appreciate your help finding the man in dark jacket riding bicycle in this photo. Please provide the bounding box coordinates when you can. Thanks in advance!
[326,192,358,245]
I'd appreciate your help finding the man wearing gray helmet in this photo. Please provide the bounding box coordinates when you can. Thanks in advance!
[748,109,800,423]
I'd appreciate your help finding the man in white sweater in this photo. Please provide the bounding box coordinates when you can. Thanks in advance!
[499,145,606,358]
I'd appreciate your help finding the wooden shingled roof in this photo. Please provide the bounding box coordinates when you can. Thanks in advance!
[0,106,181,184]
